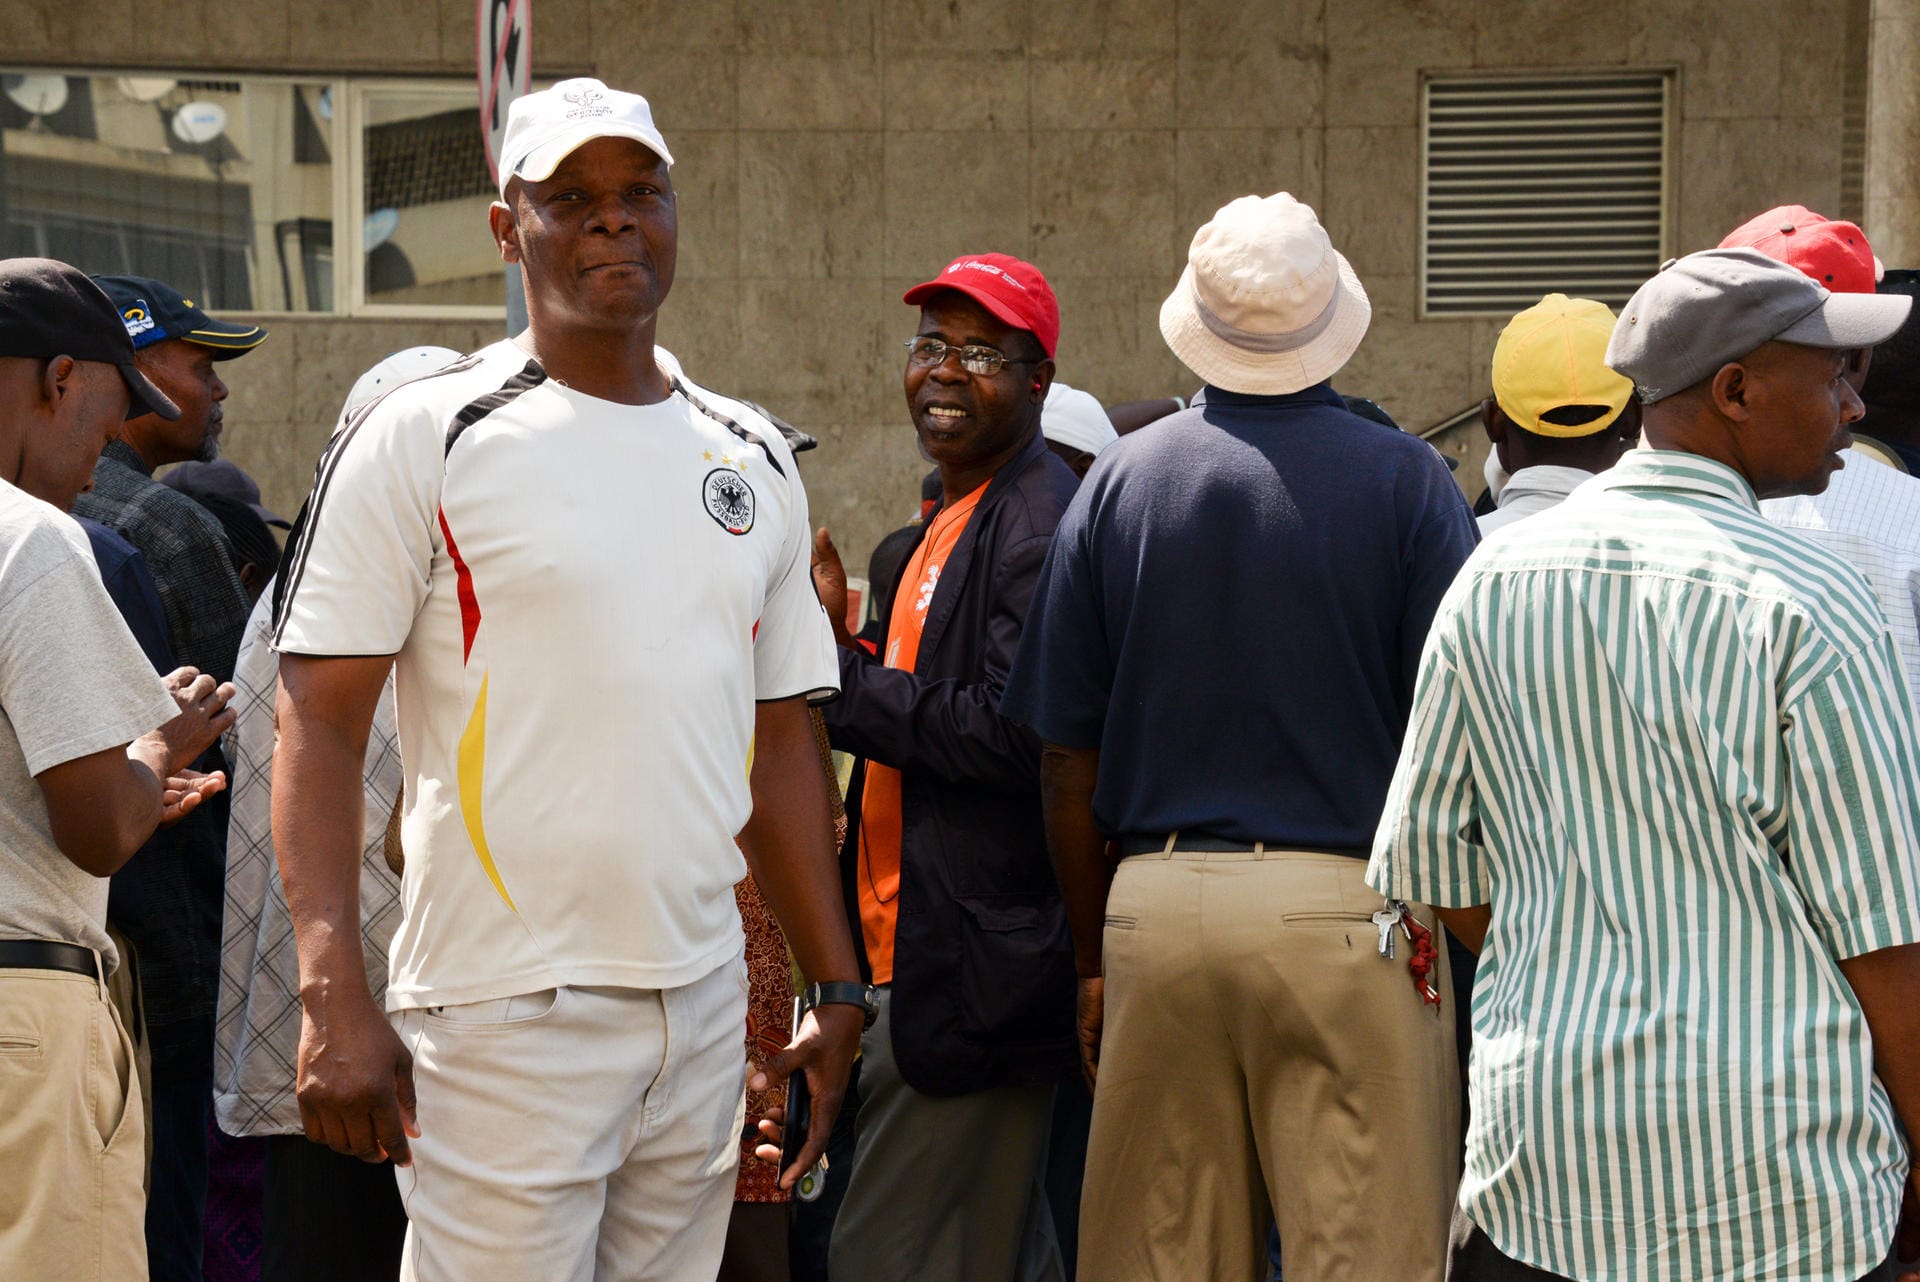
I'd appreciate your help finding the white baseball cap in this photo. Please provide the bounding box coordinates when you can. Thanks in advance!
[496,77,674,198]
[335,346,462,436]
[1042,382,1118,457]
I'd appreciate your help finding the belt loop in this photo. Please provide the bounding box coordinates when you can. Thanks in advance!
[1253,841,1266,860]
[93,948,108,1001]
[1162,830,1179,859]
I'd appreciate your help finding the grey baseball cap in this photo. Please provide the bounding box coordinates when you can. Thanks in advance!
[1605,247,1912,403]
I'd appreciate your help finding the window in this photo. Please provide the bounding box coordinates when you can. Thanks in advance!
[1420,72,1671,317]
[1,70,510,316]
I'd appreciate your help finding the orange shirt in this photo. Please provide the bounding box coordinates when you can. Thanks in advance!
[858,482,987,984]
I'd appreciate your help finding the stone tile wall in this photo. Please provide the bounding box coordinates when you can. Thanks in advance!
[17,0,1860,555]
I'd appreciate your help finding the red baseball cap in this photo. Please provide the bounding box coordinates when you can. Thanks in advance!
[903,253,1060,358]
[1718,205,1883,294]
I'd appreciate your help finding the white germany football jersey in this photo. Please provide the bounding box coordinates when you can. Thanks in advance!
[274,340,837,1009]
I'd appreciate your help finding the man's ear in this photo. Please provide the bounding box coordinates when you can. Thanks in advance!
[489,199,522,265]
[1709,361,1753,423]
[39,355,78,410]
[1030,359,1056,405]
[1480,397,1506,444]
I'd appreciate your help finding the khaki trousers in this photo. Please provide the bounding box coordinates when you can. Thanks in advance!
[0,966,147,1282]
[1079,848,1460,1282]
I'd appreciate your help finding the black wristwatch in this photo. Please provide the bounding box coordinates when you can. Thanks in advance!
[804,981,879,1031]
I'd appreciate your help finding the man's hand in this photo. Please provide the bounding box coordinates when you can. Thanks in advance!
[295,992,419,1166]
[151,667,238,772]
[159,769,226,824]
[810,527,855,647]
[747,1002,861,1190]
[1077,976,1103,1092]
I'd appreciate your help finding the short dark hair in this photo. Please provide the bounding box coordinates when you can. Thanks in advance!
[1864,269,1920,414]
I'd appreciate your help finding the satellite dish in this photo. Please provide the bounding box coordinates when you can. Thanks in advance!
[171,101,228,145]
[364,208,400,252]
[4,75,69,118]
[116,77,177,102]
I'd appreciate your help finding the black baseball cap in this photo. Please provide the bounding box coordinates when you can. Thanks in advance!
[91,274,267,359]
[0,258,181,419]
[162,458,291,528]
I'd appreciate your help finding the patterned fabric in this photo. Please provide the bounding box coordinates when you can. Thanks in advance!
[75,439,250,683]
[213,592,403,1137]
[1371,450,1920,1281]
[732,708,847,1204]
[1762,450,1920,709]
[201,1124,264,1282]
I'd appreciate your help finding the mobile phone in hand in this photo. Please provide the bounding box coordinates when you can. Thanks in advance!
[779,996,826,1202]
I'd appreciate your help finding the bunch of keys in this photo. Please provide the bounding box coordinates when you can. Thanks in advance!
[1372,901,1443,1008]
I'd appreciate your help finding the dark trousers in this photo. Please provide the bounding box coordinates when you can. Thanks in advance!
[1451,1221,1900,1281]
[1045,1082,1093,1280]
[146,1016,214,1282]
[262,1135,408,1282]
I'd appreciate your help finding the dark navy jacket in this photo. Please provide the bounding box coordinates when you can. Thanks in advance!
[824,430,1078,1096]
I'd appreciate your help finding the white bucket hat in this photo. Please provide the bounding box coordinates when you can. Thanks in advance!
[1159,193,1371,396]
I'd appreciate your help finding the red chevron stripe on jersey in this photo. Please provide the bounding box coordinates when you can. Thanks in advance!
[437,506,481,663]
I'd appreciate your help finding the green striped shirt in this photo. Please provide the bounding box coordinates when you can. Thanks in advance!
[1369,450,1920,1282]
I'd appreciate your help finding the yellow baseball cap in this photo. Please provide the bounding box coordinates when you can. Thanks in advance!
[1491,293,1635,438]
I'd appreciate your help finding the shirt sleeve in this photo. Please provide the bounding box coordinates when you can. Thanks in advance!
[1367,639,1491,908]
[753,463,838,703]
[0,518,177,775]
[1000,484,1113,749]
[273,393,445,657]
[1781,638,1920,960]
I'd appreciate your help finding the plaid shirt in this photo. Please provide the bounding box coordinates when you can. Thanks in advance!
[214,594,403,1136]
[75,440,250,683]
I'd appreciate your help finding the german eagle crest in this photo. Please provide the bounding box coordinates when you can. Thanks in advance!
[703,468,755,535]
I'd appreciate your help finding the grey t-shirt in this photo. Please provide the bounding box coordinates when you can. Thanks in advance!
[0,481,177,970]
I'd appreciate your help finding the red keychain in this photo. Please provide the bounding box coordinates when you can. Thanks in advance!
[1392,900,1442,1007]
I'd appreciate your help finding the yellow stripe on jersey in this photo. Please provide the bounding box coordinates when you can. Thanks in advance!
[457,672,518,912]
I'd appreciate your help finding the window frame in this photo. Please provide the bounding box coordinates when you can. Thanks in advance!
[2,66,512,320]
[1416,66,1678,321]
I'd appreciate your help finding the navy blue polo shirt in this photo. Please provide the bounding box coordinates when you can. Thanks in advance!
[1002,382,1478,851]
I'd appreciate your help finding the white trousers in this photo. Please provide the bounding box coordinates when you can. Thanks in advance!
[390,957,749,1282]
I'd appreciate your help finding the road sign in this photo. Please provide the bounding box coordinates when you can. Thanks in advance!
[477,0,531,334]
[477,0,532,186]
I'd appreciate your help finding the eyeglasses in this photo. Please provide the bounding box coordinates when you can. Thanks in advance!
[903,337,1042,378]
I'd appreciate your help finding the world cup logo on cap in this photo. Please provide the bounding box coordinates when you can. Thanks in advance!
[122,302,155,340]
[564,87,612,119]
[703,468,755,535]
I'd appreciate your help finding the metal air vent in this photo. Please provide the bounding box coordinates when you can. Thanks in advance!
[1421,73,1671,317]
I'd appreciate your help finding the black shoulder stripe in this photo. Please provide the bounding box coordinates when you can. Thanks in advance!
[673,377,786,480]
[445,360,547,457]
[271,352,485,644]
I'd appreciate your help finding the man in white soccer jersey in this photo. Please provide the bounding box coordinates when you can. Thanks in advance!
[269,79,866,1282]
[1372,250,1920,1282]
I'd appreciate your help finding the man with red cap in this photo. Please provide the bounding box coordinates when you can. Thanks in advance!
[810,252,1080,1282]
[1732,205,1920,709]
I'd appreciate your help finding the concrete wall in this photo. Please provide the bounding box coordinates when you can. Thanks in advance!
[14,0,1863,560]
